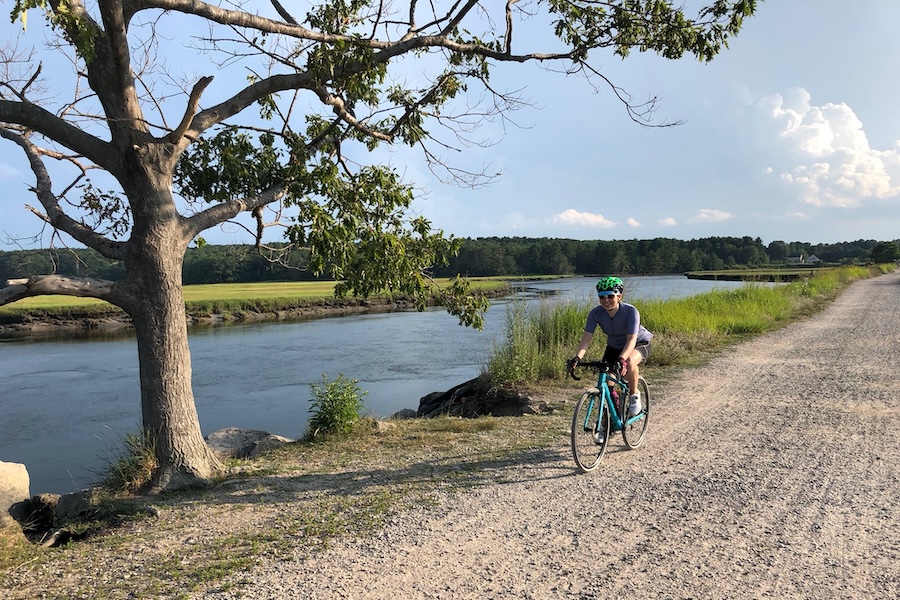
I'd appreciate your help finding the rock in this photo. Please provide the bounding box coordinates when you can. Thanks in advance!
[417,378,550,418]
[206,428,296,459]
[205,427,272,459]
[247,435,294,459]
[0,460,29,530]
[56,490,97,522]
[14,494,60,533]
[390,408,418,419]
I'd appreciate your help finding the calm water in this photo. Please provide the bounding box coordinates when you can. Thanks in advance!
[0,275,749,494]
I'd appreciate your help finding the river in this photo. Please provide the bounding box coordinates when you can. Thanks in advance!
[0,275,751,494]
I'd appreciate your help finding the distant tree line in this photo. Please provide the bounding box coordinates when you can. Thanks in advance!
[1,237,897,285]
[430,236,896,277]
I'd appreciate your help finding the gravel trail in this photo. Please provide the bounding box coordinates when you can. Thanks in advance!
[199,271,900,599]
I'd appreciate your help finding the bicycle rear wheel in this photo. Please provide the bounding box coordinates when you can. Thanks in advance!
[621,376,650,449]
[571,391,609,472]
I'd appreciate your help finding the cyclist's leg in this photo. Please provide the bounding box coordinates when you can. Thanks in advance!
[625,343,649,415]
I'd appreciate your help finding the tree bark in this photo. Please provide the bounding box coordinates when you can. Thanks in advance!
[120,184,223,491]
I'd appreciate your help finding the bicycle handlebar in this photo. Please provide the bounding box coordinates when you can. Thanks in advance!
[567,360,621,381]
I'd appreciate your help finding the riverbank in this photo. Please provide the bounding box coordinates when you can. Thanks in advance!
[0,284,512,333]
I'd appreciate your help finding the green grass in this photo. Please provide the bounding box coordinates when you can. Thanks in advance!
[305,374,368,440]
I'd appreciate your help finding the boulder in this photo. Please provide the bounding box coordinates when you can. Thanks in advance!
[12,493,60,533]
[417,379,550,418]
[206,428,296,459]
[0,460,29,529]
[391,408,418,420]
[246,434,294,458]
[56,489,97,522]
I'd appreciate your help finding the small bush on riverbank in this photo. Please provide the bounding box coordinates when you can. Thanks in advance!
[305,374,368,439]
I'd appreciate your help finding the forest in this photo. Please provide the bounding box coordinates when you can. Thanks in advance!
[1,236,896,286]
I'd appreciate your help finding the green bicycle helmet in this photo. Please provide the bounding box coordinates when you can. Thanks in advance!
[596,276,624,296]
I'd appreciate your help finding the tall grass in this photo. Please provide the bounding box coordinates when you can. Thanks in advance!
[488,298,590,384]
[488,265,884,386]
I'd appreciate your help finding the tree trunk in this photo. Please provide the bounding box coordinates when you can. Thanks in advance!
[123,209,223,492]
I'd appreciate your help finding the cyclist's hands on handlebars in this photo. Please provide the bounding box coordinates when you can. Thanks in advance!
[566,356,580,373]
[618,357,628,376]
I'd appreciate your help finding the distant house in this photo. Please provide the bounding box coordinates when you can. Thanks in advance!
[806,254,821,264]
[786,254,805,264]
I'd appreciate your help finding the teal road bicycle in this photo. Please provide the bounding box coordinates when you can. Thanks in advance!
[568,360,650,472]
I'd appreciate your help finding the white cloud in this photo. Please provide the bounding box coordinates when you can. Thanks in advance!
[687,209,732,223]
[658,217,677,226]
[626,217,641,227]
[759,88,900,208]
[549,209,615,228]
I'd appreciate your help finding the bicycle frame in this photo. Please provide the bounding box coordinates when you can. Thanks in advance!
[583,369,634,432]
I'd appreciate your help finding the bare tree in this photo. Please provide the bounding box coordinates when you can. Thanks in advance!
[0,0,757,491]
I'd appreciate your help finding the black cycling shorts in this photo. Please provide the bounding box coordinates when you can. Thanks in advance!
[602,341,651,363]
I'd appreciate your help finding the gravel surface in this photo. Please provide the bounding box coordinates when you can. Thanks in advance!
[194,271,900,599]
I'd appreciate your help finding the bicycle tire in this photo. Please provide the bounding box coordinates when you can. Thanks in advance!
[621,376,650,449]
[571,391,609,472]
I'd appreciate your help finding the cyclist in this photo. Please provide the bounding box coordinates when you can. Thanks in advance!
[567,276,653,417]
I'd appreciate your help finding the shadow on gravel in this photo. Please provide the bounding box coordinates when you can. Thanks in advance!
[167,445,583,510]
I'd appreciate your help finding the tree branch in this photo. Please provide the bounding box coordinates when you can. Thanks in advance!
[167,76,214,143]
[181,184,287,242]
[505,0,518,55]
[0,101,120,173]
[0,128,127,260]
[1,275,117,307]
[269,0,299,25]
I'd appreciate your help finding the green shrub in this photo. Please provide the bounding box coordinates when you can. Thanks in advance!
[306,374,368,439]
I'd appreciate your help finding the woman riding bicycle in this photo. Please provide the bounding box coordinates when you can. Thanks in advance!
[567,276,653,417]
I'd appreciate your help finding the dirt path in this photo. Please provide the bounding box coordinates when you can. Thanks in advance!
[197,271,900,599]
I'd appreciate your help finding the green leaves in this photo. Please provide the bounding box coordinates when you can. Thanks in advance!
[175,127,286,204]
[284,162,488,328]
[547,0,758,62]
[174,126,489,329]
[306,373,367,439]
[11,0,98,61]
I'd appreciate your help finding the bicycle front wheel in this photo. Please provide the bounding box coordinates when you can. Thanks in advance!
[621,376,650,449]
[571,391,609,472]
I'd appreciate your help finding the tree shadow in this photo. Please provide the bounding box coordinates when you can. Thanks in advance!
[165,444,586,510]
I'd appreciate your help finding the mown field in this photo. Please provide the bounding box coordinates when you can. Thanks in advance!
[0,278,511,323]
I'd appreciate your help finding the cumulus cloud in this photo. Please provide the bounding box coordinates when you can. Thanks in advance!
[658,217,677,226]
[626,217,641,227]
[687,209,732,223]
[758,88,900,208]
[550,209,615,228]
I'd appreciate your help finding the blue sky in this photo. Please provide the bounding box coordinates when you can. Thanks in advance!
[2,1,898,250]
